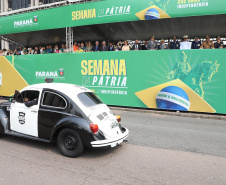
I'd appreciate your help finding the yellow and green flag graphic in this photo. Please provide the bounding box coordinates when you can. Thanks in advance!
[0,56,28,96]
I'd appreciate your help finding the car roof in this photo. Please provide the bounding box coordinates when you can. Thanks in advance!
[22,83,92,95]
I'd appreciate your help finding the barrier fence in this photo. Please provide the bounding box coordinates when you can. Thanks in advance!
[0,0,225,35]
[1,49,225,114]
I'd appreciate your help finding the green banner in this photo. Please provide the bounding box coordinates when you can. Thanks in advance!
[0,0,226,35]
[1,49,225,114]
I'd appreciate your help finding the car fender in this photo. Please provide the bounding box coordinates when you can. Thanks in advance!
[0,108,9,134]
[50,116,95,147]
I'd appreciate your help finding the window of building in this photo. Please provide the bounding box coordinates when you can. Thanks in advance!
[39,0,64,5]
[9,0,31,11]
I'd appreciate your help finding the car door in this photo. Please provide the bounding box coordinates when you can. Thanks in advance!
[10,90,41,137]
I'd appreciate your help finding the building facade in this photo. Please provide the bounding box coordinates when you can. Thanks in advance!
[1,0,65,12]
[0,0,65,49]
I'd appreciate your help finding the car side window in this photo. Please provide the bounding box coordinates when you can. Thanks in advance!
[78,92,103,107]
[42,91,67,109]
[21,90,40,101]
[14,90,40,103]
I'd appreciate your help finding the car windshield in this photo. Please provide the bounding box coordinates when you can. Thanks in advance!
[78,92,103,107]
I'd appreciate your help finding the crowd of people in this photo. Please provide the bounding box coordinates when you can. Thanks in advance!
[0,35,224,56]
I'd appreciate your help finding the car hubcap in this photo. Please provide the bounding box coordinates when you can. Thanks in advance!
[64,135,77,150]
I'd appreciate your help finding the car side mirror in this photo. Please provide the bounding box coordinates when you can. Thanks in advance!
[13,90,19,101]
[13,90,24,103]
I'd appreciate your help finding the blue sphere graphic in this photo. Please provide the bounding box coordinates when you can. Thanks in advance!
[145,8,160,20]
[156,86,190,111]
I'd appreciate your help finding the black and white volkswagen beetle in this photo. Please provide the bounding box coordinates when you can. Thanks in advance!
[0,83,129,157]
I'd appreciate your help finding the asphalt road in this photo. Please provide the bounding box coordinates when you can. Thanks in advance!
[0,109,226,185]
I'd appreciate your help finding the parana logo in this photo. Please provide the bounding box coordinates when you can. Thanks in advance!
[14,15,38,28]
[35,69,65,79]
[36,71,58,77]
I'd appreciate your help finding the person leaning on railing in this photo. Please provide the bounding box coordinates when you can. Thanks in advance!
[73,41,78,52]
[101,41,109,51]
[147,36,158,50]
[122,40,130,51]
[180,35,191,49]
[86,42,93,52]
[170,36,180,49]
[108,42,115,51]
[159,39,169,49]
[214,36,224,49]
[81,43,86,52]
[132,39,142,50]
[92,41,101,52]
[199,35,215,49]
[191,36,201,49]
[114,40,122,51]
[142,40,148,50]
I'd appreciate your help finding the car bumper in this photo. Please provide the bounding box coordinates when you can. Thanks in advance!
[91,127,129,148]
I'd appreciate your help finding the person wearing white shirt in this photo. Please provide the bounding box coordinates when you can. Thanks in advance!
[180,35,191,49]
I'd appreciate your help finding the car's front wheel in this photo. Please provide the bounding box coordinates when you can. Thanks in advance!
[57,128,84,158]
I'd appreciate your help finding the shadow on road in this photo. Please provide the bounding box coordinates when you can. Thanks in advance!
[0,134,123,158]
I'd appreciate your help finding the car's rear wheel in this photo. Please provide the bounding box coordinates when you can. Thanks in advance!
[57,128,84,158]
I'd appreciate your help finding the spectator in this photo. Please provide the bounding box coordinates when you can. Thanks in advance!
[22,47,28,55]
[73,42,78,52]
[49,45,54,53]
[200,35,215,49]
[92,41,101,52]
[13,49,18,55]
[86,42,92,52]
[17,47,22,55]
[147,36,158,50]
[108,42,114,51]
[54,45,59,53]
[64,44,69,53]
[6,49,11,55]
[159,39,169,49]
[40,47,45,54]
[85,42,88,48]
[191,36,201,49]
[46,45,52,53]
[142,40,148,50]
[28,47,34,55]
[170,36,180,49]
[101,41,109,51]
[60,44,65,53]
[180,35,191,49]
[114,40,122,51]
[132,39,142,50]
[214,36,224,49]
[81,43,86,51]
[122,40,130,51]
[2,49,7,56]
[77,46,84,52]
[39,46,42,54]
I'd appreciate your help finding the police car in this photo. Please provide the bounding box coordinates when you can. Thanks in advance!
[0,83,129,157]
